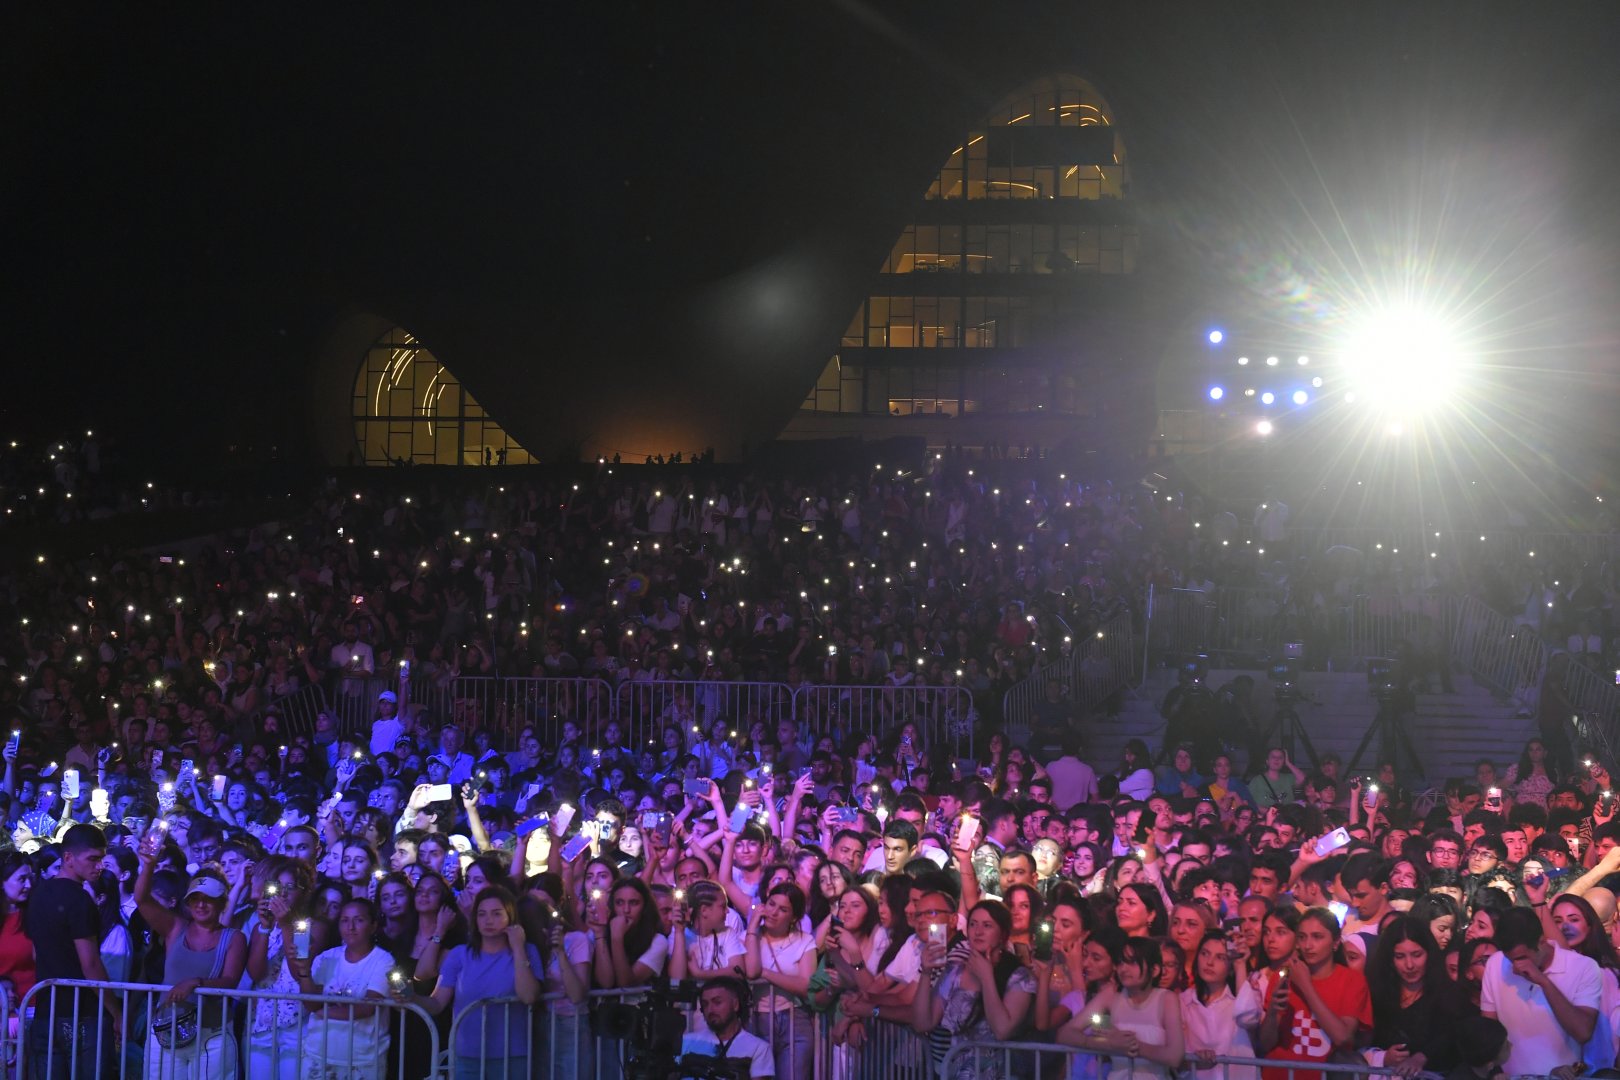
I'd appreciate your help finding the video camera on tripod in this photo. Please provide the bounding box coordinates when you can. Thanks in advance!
[1269,643,1308,706]
[595,978,753,1080]
[1366,657,1404,707]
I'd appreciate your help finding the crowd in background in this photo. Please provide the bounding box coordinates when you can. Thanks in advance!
[2,445,1620,1078]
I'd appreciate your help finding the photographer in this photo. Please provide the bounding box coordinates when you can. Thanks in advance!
[680,976,775,1078]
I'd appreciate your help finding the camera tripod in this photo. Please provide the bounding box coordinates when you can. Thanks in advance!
[1265,695,1320,772]
[1347,697,1425,778]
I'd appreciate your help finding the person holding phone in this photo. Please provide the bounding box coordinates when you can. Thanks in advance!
[1366,916,1464,1077]
[913,898,1035,1080]
[246,857,328,1080]
[1256,907,1371,1080]
[1060,935,1184,1080]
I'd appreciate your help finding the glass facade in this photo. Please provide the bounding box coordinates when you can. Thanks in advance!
[798,74,1135,423]
[352,328,534,466]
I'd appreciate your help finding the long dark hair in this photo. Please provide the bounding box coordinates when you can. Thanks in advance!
[876,875,915,972]
[1192,930,1236,1004]
[1367,915,1448,1017]
[1552,894,1620,973]
[466,885,521,955]
[1516,738,1557,785]
[610,878,663,963]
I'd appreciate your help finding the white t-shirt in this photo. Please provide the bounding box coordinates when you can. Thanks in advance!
[369,716,404,757]
[681,1019,775,1077]
[1481,945,1602,1076]
[864,927,922,985]
[304,945,394,1068]
[686,926,746,975]
[755,931,814,1012]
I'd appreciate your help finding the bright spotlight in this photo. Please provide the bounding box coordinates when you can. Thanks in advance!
[1297,355,1310,365]
[1208,386,1225,401]
[1311,376,1324,388]
[1208,329,1224,344]
[1340,305,1464,413]
[1255,420,1274,436]
[1292,390,1309,405]
[1237,356,1250,366]
[1265,356,1279,366]
[1260,391,1276,405]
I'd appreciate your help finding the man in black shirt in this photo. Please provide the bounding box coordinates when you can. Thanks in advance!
[26,823,120,1080]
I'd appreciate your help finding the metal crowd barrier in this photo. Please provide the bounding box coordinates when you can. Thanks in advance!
[615,680,794,749]
[444,981,822,1079]
[1450,594,1546,700]
[1336,592,1455,667]
[793,683,975,756]
[939,1043,1401,1080]
[1562,655,1620,765]
[264,674,981,757]
[1003,609,1134,740]
[19,978,439,1080]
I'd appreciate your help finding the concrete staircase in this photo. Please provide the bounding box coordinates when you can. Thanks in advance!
[1069,668,1540,790]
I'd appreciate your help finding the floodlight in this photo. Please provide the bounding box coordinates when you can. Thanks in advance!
[1292,390,1308,405]
[1260,391,1276,405]
[1265,356,1279,366]
[1255,420,1274,436]
[1339,305,1464,413]
[1208,329,1224,344]
[1208,386,1225,401]
[1237,356,1250,366]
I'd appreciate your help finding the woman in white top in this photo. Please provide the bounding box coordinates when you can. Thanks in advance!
[1115,740,1155,801]
[287,897,394,1080]
[1059,935,1184,1080]
[744,883,817,1080]
[1181,931,1261,1080]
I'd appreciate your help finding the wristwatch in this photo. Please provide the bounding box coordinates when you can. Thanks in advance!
[430,934,443,944]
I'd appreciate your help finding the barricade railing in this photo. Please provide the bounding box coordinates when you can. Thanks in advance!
[1337,592,1455,664]
[1002,609,1134,741]
[327,673,395,733]
[260,681,328,738]
[1147,586,1288,661]
[939,1042,1401,1080]
[616,679,794,749]
[445,981,821,1079]
[1562,655,1620,764]
[830,1012,929,1080]
[19,978,439,1080]
[497,675,614,745]
[1450,594,1546,699]
[793,682,975,756]
[265,673,980,756]
[1074,609,1135,712]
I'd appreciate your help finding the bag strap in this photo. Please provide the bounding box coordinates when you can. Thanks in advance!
[207,927,237,979]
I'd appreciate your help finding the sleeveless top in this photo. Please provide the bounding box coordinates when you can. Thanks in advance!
[1105,989,1171,1080]
[165,925,240,1030]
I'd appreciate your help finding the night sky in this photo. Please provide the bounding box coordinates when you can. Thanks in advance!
[4,3,1617,468]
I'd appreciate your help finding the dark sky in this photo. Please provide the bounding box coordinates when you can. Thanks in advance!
[3,3,1617,464]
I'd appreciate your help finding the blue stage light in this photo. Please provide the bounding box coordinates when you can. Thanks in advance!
[1260,392,1276,406]
[1208,386,1225,401]
[1292,390,1308,405]
[1208,329,1224,344]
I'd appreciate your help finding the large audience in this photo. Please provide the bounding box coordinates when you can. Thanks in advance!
[3,439,1620,1080]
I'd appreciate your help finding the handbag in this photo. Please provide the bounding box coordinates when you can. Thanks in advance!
[152,926,239,1050]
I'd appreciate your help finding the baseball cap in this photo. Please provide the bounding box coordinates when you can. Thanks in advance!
[185,875,227,900]
[378,690,397,703]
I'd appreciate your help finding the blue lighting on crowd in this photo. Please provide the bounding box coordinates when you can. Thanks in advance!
[1208,386,1225,401]
[1208,329,1224,345]
[1260,391,1276,406]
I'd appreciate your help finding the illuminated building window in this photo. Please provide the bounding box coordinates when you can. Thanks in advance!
[797,74,1135,420]
[351,328,533,465]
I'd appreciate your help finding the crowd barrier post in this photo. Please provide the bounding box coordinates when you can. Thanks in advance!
[18,978,440,1080]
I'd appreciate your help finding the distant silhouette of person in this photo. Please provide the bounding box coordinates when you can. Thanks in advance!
[484,447,493,465]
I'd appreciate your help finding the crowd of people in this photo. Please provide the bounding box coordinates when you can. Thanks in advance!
[2,452,1620,1079]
